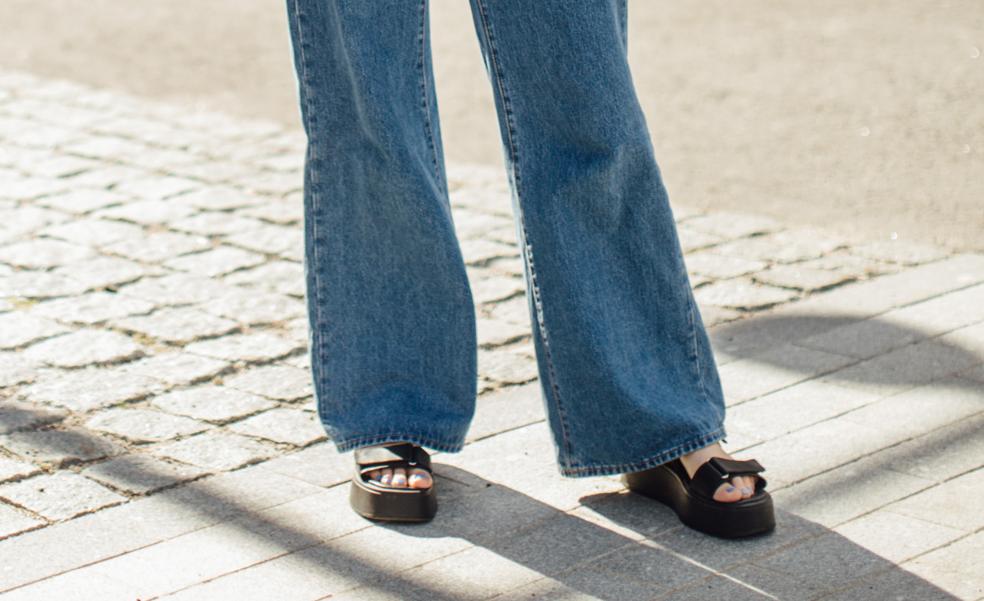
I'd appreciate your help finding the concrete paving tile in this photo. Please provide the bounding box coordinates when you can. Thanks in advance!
[882,467,984,531]
[156,543,368,601]
[815,337,981,398]
[832,509,964,563]
[227,408,326,447]
[838,376,983,442]
[768,452,935,528]
[794,314,925,360]
[727,531,893,601]
[150,430,277,471]
[255,442,350,488]
[0,568,142,601]
[938,320,984,357]
[402,546,544,600]
[0,472,126,520]
[325,523,471,573]
[0,502,43,539]
[900,531,984,601]
[724,378,879,447]
[819,565,966,601]
[81,454,209,495]
[718,342,855,405]
[493,578,604,601]
[466,381,545,443]
[654,574,775,601]
[436,422,624,512]
[866,411,984,483]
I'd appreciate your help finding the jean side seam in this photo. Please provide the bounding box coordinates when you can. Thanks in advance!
[473,0,574,463]
[417,0,443,192]
[290,0,329,420]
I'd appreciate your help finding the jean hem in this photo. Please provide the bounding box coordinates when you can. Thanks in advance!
[330,430,467,455]
[556,423,728,478]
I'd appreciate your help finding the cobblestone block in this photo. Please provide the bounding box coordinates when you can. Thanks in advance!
[0,313,69,349]
[487,294,531,324]
[169,158,260,184]
[169,212,266,237]
[99,230,212,263]
[477,316,531,348]
[467,381,544,443]
[24,329,144,368]
[0,353,39,387]
[198,290,306,325]
[222,364,313,401]
[163,246,266,278]
[59,163,146,190]
[118,351,229,387]
[0,271,89,299]
[0,400,68,435]
[93,198,197,225]
[0,206,70,242]
[185,331,299,362]
[151,385,276,423]
[53,255,151,291]
[81,454,208,495]
[223,260,304,297]
[227,408,325,447]
[800,251,903,278]
[852,239,950,266]
[0,503,44,539]
[118,273,241,305]
[460,238,519,266]
[150,431,276,471]
[683,251,768,279]
[478,347,539,384]
[110,175,199,201]
[0,175,69,202]
[29,291,155,325]
[169,186,265,211]
[38,218,143,247]
[0,457,41,483]
[711,227,847,263]
[237,171,302,196]
[86,408,211,443]
[471,273,525,305]
[0,427,123,468]
[676,223,726,253]
[684,211,783,240]
[0,238,94,268]
[693,277,800,310]
[111,306,239,344]
[20,366,163,411]
[223,223,303,258]
[752,264,855,291]
[0,472,127,521]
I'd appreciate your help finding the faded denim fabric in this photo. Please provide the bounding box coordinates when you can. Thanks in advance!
[284,0,728,477]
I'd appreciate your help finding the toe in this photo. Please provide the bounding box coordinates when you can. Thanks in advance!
[391,468,408,487]
[367,469,382,482]
[408,468,432,489]
[713,481,743,503]
[379,468,393,486]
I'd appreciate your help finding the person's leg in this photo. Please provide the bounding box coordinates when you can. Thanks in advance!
[465,0,755,498]
[284,0,476,481]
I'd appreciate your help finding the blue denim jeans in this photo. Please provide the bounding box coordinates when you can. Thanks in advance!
[284,0,728,477]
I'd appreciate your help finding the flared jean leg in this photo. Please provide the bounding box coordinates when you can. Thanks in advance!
[465,0,729,476]
[285,0,477,453]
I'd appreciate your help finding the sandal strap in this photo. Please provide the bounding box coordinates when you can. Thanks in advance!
[690,456,767,500]
[354,442,431,474]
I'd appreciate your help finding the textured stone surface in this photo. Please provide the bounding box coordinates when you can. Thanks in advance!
[198,290,306,325]
[227,408,325,447]
[0,239,94,268]
[0,472,127,521]
[163,246,266,278]
[82,454,209,495]
[693,277,800,310]
[150,431,277,471]
[185,332,299,362]
[0,401,68,435]
[111,306,239,344]
[0,502,43,539]
[221,364,312,401]
[0,313,69,349]
[85,408,210,443]
[0,457,41,483]
[23,329,144,368]
[19,366,163,412]
[29,291,155,325]
[150,385,276,423]
[117,351,229,386]
[0,428,123,468]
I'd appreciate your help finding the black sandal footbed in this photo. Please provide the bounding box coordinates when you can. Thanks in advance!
[349,442,437,523]
[621,455,776,539]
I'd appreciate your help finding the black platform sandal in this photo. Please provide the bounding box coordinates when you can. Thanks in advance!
[621,455,775,539]
[349,442,437,523]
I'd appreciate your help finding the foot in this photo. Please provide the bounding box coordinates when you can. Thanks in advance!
[678,441,760,502]
[364,444,433,490]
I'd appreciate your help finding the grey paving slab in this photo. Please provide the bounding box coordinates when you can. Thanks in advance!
[149,430,278,471]
[466,381,545,443]
[881,466,984,532]
[227,408,325,447]
[900,530,984,601]
[831,509,964,563]
[85,407,211,443]
[81,454,209,495]
[717,342,855,405]
[0,427,124,468]
[0,471,126,520]
[255,441,350,489]
[184,331,299,362]
[19,365,165,411]
[0,502,43,539]
[222,363,313,401]
[0,457,41,483]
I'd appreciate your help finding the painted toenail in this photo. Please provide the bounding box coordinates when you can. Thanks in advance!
[725,485,735,492]
[741,487,752,494]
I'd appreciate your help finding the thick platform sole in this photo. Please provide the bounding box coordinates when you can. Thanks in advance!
[349,478,437,523]
[621,465,775,539]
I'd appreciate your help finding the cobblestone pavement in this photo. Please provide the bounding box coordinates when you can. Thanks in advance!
[0,68,982,600]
